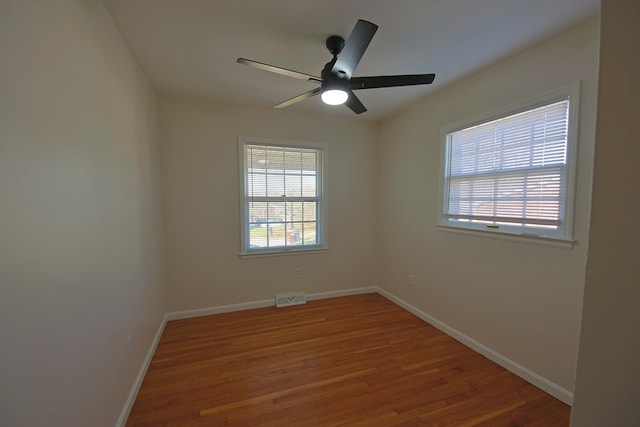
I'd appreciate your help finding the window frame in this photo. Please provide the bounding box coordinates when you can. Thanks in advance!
[437,83,580,248]
[238,137,328,257]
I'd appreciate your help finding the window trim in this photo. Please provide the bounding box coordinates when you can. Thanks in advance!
[437,83,580,247]
[238,137,328,257]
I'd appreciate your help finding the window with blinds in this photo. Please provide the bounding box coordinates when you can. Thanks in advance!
[239,138,326,254]
[440,87,578,241]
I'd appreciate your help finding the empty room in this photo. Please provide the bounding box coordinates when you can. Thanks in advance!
[1,1,638,426]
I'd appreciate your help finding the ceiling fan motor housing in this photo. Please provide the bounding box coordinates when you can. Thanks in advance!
[321,73,348,93]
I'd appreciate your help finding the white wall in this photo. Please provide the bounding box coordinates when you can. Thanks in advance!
[571,1,640,424]
[0,1,166,426]
[376,17,599,394]
[159,98,378,310]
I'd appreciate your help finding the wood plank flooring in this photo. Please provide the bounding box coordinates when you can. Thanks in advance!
[126,293,570,426]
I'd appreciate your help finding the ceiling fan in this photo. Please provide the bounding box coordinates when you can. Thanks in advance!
[237,19,436,114]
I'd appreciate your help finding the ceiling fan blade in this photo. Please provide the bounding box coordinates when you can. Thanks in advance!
[237,58,322,82]
[331,20,378,79]
[345,91,367,114]
[350,74,436,90]
[274,87,322,109]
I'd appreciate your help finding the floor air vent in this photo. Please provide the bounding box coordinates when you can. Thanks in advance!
[275,293,307,308]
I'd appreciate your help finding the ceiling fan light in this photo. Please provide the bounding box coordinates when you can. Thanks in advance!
[321,89,348,106]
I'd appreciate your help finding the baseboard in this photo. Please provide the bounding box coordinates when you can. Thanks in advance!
[116,313,169,427]
[307,286,377,301]
[166,298,274,321]
[165,286,377,321]
[375,287,574,405]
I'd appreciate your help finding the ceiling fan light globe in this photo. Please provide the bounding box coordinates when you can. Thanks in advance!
[321,89,348,106]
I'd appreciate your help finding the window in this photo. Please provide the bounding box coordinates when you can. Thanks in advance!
[239,138,327,255]
[439,85,579,243]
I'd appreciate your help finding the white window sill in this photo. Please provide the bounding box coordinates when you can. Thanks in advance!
[436,225,575,249]
[239,247,329,259]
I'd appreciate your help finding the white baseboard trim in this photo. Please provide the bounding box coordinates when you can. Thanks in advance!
[116,313,169,427]
[307,286,377,301]
[166,299,273,321]
[375,287,574,406]
[165,287,377,321]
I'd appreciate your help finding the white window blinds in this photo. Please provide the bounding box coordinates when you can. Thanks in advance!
[241,141,324,253]
[442,98,572,237]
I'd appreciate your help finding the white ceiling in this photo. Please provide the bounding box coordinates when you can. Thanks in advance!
[103,0,599,121]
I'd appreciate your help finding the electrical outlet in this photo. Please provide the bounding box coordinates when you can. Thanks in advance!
[408,274,415,287]
[295,267,302,279]
[126,334,133,360]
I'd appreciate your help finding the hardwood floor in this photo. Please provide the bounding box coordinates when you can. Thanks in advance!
[126,293,570,426]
